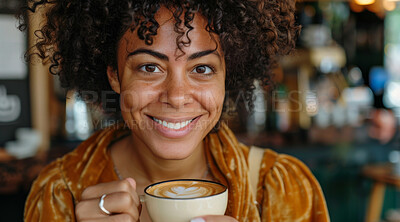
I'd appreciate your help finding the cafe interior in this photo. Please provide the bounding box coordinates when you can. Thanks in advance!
[1,0,400,221]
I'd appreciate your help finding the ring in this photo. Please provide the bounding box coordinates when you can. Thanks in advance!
[99,194,111,215]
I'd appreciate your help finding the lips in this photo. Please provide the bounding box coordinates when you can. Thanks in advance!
[145,115,201,138]
[147,115,200,129]
[150,116,195,130]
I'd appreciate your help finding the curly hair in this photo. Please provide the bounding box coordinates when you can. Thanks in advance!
[18,0,300,114]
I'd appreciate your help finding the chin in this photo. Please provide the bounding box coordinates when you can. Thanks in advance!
[149,141,200,160]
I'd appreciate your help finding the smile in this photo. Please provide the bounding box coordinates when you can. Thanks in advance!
[150,116,197,130]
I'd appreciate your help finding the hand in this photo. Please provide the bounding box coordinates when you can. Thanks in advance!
[75,178,141,222]
[191,215,239,222]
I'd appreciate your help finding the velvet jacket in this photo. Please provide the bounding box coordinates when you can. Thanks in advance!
[25,123,330,221]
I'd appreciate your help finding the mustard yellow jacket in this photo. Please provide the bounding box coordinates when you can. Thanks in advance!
[25,123,330,221]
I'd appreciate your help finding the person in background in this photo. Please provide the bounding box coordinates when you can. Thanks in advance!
[19,0,330,221]
[369,108,397,144]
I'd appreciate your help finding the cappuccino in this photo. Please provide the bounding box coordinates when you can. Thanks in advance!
[143,179,228,222]
[146,180,225,199]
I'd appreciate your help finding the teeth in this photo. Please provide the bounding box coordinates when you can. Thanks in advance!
[153,117,193,130]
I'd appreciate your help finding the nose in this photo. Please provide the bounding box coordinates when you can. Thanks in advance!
[160,71,192,109]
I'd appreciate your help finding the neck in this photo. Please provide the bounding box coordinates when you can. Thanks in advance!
[112,134,209,187]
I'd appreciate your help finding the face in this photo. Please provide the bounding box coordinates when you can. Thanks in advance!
[107,8,226,160]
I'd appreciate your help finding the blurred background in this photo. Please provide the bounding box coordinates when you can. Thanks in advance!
[1,0,400,221]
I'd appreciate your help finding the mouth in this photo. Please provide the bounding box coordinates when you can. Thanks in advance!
[147,115,200,130]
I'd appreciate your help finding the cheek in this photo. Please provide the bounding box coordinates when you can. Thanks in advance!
[119,85,159,113]
[119,89,141,113]
[198,85,225,114]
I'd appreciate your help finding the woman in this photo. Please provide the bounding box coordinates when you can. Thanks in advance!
[20,0,329,221]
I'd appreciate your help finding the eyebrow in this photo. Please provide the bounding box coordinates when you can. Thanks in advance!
[187,49,220,61]
[127,48,221,61]
[128,49,169,61]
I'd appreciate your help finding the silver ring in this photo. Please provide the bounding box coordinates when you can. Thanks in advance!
[99,194,111,215]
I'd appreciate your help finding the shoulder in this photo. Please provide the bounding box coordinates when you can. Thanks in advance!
[25,125,127,221]
[27,133,101,196]
[28,158,66,193]
[260,149,315,180]
[253,147,330,221]
[236,138,320,187]
[54,125,126,195]
[26,125,125,199]
[25,158,75,221]
[255,147,323,195]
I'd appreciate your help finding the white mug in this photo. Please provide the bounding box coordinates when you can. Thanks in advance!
[142,179,228,222]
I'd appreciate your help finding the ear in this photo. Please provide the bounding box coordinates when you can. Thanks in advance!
[107,66,121,94]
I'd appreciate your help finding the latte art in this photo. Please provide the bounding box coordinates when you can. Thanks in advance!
[146,180,226,199]
[144,179,228,222]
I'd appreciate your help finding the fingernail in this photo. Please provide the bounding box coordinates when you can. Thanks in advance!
[190,218,206,222]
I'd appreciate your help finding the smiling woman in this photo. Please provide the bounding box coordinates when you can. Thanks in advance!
[19,1,329,222]
[107,9,225,161]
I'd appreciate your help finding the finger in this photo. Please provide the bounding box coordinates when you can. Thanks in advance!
[81,213,135,222]
[76,192,140,221]
[81,179,136,200]
[80,178,140,210]
[125,178,140,206]
[191,216,239,222]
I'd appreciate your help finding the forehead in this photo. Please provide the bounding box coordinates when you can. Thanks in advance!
[118,7,222,58]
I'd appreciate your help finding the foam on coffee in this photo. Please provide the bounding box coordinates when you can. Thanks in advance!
[146,180,226,199]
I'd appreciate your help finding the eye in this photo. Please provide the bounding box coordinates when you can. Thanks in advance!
[192,65,214,75]
[139,64,161,73]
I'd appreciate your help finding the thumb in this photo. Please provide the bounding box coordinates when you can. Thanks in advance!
[125,177,137,190]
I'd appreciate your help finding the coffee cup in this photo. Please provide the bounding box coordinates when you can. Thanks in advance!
[142,179,228,222]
